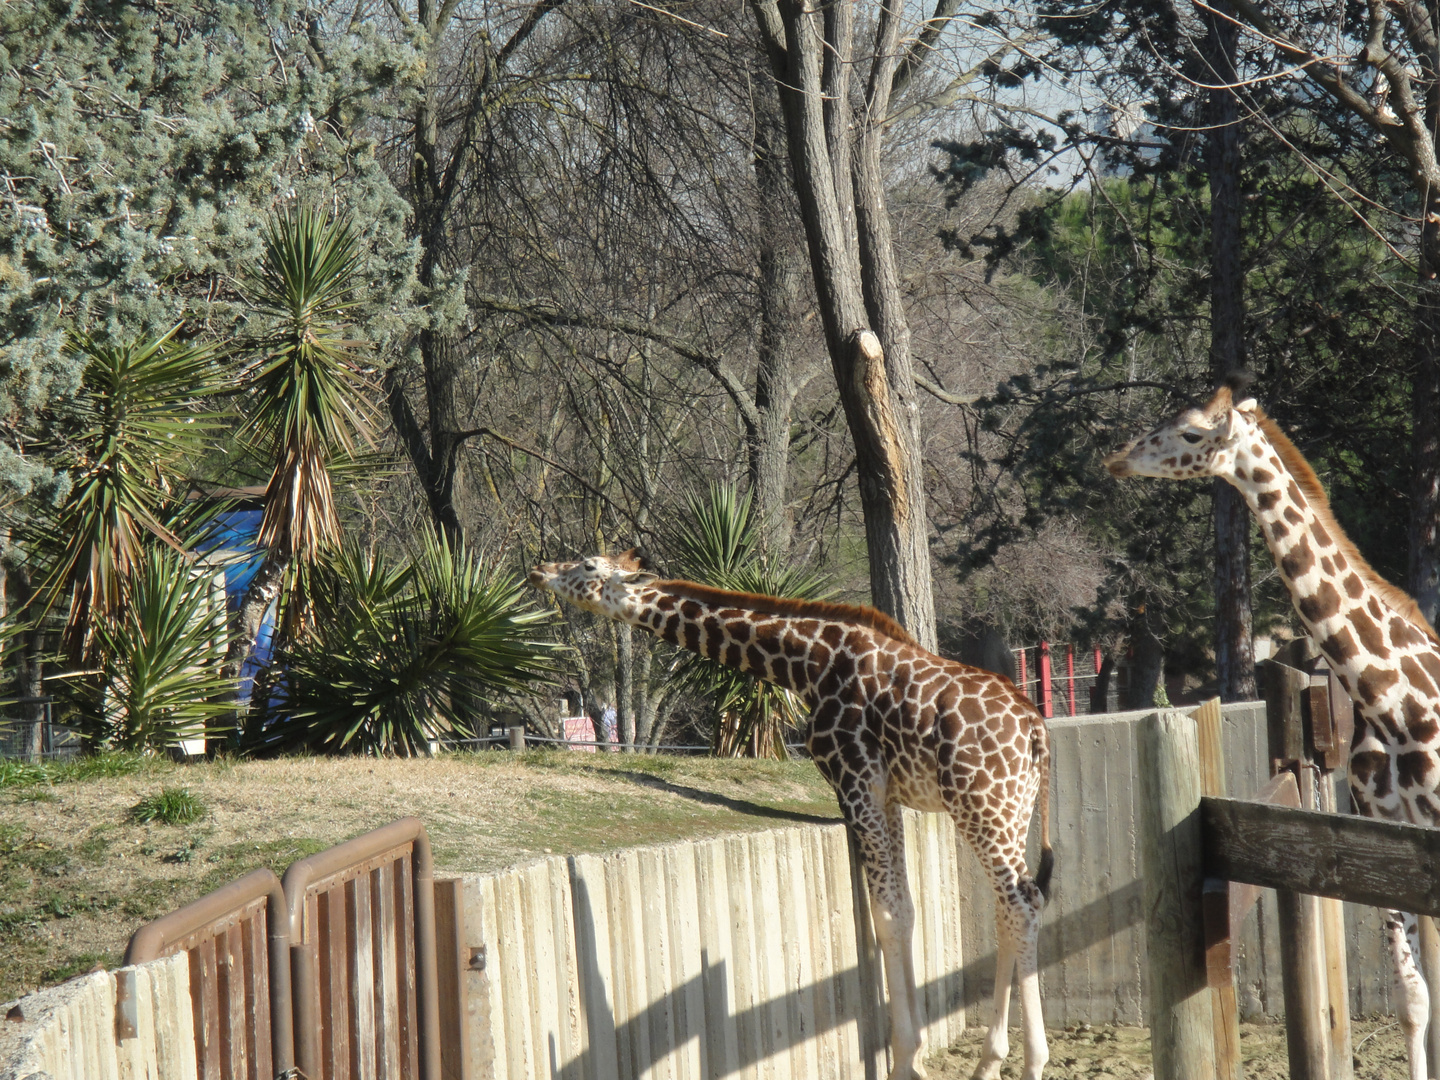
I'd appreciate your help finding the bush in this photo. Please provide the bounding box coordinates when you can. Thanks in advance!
[248,532,561,756]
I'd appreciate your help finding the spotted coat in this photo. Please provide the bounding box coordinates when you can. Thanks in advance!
[529,552,1054,1080]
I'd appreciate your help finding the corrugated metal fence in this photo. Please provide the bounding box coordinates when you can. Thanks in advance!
[0,701,1408,1080]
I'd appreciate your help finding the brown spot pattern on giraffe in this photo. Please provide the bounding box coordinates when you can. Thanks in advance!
[1281,536,1314,580]
[1357,665,1400,705]
[1298,581,1342,622]
[1321,626,1360,665]
[1400,656,1437,697]
[1350,612,1389,659]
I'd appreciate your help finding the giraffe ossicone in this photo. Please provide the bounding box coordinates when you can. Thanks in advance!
[1108,379,1440,1080]
[529,549,1055,1080]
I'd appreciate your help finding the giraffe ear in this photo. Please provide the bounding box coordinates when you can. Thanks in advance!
[619,570,658,585]
[1235,397,1258,414]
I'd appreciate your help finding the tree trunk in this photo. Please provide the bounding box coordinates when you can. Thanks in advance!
[751,80,805,559]
[615,621,635,749]
[7,567,47,760]
[1092,654,1116,714]
[749,0,937,647]
[1412,218,1440,627]
[1205,0,1257,701]
[1125,610,1165,710]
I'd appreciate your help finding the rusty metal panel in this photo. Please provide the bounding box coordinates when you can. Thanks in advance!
[349,872,377,1080]
[320,883,351,1080]
[398,852,419,1080]
[196,937,222,1080]
[374,862,402,1080]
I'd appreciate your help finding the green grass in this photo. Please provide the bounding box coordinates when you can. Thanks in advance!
[0,752,153,790]
[129,787,206,825]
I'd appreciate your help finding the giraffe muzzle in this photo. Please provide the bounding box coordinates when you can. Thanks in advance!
[1103,448,1135,477]
[527,565,557,589]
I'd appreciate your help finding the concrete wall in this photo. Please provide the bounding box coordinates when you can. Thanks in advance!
[0,954,195,1080]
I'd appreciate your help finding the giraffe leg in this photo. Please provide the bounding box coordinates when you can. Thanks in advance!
[970,873,1047,1080]
[842,792,927,1080]
[1388,909,1432,1080]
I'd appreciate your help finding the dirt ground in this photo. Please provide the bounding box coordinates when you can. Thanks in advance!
[928,1018,1410,1078]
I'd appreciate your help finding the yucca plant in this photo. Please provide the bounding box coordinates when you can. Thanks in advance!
[249,532,560,756]
[53,548,234,752]
[29,328,223,662]
[668,484,832,758]
[224,207,375,685]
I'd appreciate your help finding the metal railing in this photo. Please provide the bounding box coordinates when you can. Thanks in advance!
[122,867,293,1080]
[123,818,446,1080]
[283,818,440,1080]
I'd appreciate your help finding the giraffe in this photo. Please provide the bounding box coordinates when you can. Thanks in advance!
[528,550,1055,1080]
[1105,378,1440,1080]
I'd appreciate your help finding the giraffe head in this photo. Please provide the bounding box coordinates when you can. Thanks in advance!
[527,548,659,618]
[1103,380,1260,481]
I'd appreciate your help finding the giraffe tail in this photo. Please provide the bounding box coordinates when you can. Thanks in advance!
[1032,719,1054,903]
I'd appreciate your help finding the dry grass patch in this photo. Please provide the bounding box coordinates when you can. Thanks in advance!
[0,749,839,1001]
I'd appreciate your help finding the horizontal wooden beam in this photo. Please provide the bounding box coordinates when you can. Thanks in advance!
[1202,796,1440,917]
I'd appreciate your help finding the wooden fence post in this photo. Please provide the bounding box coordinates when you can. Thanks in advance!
[1261,657,1331,1080]
[1193,697,1242,1080]
[508,725,525,751]
[1138,709,1216,1080]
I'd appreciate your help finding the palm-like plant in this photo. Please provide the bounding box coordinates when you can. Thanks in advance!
[249,532,560,756]
[225,208,375,682]
[34,328,222,662]
[668,484,832,758]
[55,548,234,751]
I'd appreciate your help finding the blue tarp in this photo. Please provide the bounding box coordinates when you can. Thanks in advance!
[201,509,274,702]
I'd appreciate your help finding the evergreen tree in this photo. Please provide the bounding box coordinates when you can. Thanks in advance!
[0,0,420,506]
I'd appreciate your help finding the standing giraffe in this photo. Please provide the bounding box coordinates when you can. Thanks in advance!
[529,551,1054,1080]
[1106,378,1440,1080]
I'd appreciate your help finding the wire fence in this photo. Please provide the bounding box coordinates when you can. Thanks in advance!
[1011,644,1117,718]
[0,697,82,761]
[436,729,810,758]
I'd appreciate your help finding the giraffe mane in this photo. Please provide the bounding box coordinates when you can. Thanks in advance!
[1254,406,1440,644]
[652,579,921,646]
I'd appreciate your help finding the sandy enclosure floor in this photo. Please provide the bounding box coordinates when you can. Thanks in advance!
[929,1018,1410,1078]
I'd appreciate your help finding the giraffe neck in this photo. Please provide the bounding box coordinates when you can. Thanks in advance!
[623,584,852,695]
[1223,416,1440,717]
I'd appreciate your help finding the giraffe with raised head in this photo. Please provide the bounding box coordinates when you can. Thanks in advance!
[1106,377,1440,1080]
[529,550,1054,1080]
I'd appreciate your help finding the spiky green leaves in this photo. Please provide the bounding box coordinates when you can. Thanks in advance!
[36,328,223,659]
[668,484,831,758]
[251,532,560,756]
[55,548,234,751]
[240,208,375,563]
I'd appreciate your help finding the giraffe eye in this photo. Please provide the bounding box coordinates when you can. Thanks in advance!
[1181,432,1203,444]
[583,560,596,571]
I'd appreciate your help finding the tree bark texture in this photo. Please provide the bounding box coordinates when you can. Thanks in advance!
[1125,608,1165,709]
[749,0,937,648]
[751,79,806,558]
[1204,0,1257,701]
[221,552,287,699]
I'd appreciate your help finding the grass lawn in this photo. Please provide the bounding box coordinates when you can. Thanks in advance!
[0,750,841,1003]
